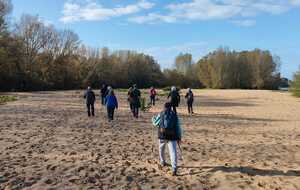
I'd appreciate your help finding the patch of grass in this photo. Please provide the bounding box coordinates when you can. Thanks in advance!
[116,89,129,93]
[289,88,300,97]
[0,95,17,104]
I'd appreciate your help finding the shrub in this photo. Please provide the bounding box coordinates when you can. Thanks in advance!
[290,69,300,97]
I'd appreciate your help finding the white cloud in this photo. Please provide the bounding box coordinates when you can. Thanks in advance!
[128,13,177,24]
[289,0,300,6]
[60,0,300,25]
[129,0,300,25]
[60,0,155,23]
[231,19,256,27]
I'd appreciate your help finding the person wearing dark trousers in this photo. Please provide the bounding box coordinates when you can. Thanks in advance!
[105,87,118,122]
[84,86,96,117]
[100,84,108,106]
[130,84,141,118]
[185,88,194,115]
[168,86,180,114]
[127,87,134,114]
[150,86,157,106]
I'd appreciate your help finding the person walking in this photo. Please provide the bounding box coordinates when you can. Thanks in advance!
[84,86,96,117]
[127,87,134,114]
[168,86,180,114]
[105,87,118,122]
[150,86,157,106]
[100,84,108,106]
[152,102,182,176]
[185,88,194,115]
[130,84,141,118]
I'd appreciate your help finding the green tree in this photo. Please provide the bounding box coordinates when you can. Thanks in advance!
[290,67,300,97]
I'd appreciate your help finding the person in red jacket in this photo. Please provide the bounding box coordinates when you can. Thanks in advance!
[150,86,157,106]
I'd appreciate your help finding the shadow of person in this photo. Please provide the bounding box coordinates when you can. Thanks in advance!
[177,165,300,177]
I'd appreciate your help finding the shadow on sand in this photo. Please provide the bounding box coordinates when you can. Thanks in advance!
[178,165,300,177]
[193,95,256,108]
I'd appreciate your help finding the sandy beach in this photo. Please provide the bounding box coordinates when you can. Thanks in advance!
[0,90,299,190]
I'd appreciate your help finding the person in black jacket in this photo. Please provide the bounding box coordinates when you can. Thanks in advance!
[129,84,141,118]
[185,88,194,115]
[100,84,108,106]
[168,86,180,114]
[84,86,96,117]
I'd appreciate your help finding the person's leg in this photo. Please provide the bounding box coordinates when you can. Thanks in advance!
[136,107,139,118]
[101,96,105,105]
[91,104,95,116]
[168,141,178,175]
[191,103,194,114]
[111,108,115,120]
[188,103,191,114]
[133,107,137,117]
[153,96,156,106]
[87,104,91,117]
[106,107,110,121]
[159,139,167,166]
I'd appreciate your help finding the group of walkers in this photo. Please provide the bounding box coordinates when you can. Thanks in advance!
[84,85,195,176]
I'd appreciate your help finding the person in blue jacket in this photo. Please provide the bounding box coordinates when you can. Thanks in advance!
[105,87,118,122]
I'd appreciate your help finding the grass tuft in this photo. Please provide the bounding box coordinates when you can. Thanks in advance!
[0,96,17,104]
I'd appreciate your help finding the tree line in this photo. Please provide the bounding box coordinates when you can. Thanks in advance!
[0,0,286,91]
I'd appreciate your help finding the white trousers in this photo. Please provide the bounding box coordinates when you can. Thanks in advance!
[159,139,177,171]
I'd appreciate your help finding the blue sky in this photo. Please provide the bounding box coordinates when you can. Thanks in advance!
[11,0,300,79]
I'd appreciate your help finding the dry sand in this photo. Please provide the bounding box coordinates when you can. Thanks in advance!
[0,90,299,190]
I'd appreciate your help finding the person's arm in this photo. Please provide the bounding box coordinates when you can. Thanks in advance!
[115,96,118,109]
[84,91,87,99]
[104,96,108,105]
[92,92,96,101]
[152,114,161,127]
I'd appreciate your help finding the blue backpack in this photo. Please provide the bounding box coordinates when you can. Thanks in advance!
[159,110,177,138]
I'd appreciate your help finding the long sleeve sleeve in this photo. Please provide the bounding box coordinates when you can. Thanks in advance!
[115,96,118,108]
[152,114,161,127]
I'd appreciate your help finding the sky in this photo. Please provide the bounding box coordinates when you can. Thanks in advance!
[11,0,300,79]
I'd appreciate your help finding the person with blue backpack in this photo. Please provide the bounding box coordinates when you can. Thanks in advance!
[105,87,118,122]
[152,102,182,176]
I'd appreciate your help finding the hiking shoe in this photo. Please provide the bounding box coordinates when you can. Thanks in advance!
[158,162,166,170]
[172,169,177,176]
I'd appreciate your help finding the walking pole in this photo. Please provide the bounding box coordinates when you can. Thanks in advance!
[177,141,185,166]
[151,124,155,160]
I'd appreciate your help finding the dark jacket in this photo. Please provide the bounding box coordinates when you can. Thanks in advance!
[84,90,96,105]
[168,90,180,107]
[100,86,108,97]
[105,95,118,109]
[185,91,194,104]
[130,88,141,107]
